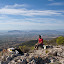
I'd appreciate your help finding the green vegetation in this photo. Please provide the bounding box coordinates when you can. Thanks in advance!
[46,38,57,45]
[56,36,64,45]
[45,36,64,45]
[43,40,48,45]
[18,36,64,52]
[50,62,61,64]
[19,45,30,53]
[20,40,38,46]
[30,46,34,50]
[19,45,35,53]
[46,50,49,54]
[0,34,64,52]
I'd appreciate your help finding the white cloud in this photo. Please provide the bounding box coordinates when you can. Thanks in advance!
[4,4,28,9]
[0,4,63,17]
[48,2,64,6]
[0,18,63,26]
[0,8,63,16]
[0,17,63,24]
[0,4,64,30]
[0,15,8,19]
[48,0,53,1]
[0,19,64,30]
[0,17,64,30]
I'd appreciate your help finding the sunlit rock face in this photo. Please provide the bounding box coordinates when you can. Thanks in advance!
[0,45,64,64]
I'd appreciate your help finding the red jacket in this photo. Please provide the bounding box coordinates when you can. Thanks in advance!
[38,38,43,45]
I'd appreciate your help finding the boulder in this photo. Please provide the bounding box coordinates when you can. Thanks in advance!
[60,59,64,64]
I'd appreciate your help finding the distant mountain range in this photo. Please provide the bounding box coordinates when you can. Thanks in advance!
[0,30,64,40]
[0,30,64,50]
[8,30,23,33]
[8,30,64,34]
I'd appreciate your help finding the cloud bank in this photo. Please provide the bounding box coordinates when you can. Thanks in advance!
[48,2,64,6]
[0,4,64,30]
[0,4,64,17]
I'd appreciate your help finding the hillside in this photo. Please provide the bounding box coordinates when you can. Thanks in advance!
[0,36,64,64]
[17,38,56,47]
[0,45,64,64]
[19,40,38,46]
[16,36,64,52]
[0,30,64,50]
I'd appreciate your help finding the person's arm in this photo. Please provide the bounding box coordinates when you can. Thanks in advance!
[36,39,39,45]
[39,41,42,44]
[38,39,39,43]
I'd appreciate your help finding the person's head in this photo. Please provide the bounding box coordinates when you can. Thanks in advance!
[39,35,41,39]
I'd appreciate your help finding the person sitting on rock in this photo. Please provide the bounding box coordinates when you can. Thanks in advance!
[35,35,43,50]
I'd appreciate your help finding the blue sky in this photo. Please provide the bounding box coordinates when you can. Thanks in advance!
[0,0,64,30]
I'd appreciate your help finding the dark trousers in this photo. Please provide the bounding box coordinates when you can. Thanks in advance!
[35,43,43,49]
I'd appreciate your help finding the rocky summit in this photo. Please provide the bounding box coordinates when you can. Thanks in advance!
[0,45,64,64]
